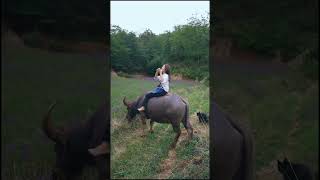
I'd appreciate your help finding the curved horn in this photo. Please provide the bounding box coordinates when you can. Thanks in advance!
[42,101,66,144]
[123,97,129,107]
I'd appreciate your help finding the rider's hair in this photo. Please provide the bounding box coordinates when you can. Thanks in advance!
[163,64,171,82]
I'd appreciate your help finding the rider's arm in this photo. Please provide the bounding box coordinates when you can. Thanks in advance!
[154,68,159,77]
[153,68,161,81]
[158,69,164,82]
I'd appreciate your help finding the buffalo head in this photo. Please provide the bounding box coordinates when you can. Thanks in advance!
[42,102,109,180]
[122,97,139,122]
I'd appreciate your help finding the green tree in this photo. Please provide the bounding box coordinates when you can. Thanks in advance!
[111,14,210,80]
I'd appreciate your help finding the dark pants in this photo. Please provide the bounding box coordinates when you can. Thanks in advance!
[141,87,167,111]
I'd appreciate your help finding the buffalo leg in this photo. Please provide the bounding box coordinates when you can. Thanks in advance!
[149,120,154,133]
[170,125,181,149]
[95,155,109,180]
[182,119,193,139]
[140,117,147,137]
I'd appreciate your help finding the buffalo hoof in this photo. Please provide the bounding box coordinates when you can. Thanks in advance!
[140,134,146,137]
[188,130,193,140]
[149,130,154,133]
[170,144,176,149]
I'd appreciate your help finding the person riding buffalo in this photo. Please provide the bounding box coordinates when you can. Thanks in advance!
[137,64,171,113]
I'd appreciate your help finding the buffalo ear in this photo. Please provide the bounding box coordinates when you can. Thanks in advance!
[88,142,109,156]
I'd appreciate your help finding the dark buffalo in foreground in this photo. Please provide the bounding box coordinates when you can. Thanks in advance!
[212,102,255,180]
[278,158,313,180]
[42,102,109,180]
[123,93,193,148]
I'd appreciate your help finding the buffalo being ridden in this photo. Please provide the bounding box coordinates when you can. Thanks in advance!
[123,63,193,149]
[123,93,193,149]
[42,101,109,180]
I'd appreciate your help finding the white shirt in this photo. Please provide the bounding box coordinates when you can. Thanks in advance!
[155,73,169,92]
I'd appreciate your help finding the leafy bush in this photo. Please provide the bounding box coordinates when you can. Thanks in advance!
[145,56,163,76]
[172,65,209,82]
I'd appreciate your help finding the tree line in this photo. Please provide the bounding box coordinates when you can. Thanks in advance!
[111,15,209,81]
[214,0,318,61]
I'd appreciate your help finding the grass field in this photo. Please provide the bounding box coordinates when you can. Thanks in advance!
[2,36,108,179]
[213,61,319,179]
[110,75,209,179]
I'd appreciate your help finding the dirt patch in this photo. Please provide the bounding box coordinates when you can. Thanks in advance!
[171,74,183,80]
[157,115,209,179]
[158,150,177,179]
[157,126,191,179]
[176,158,193,170]
[131,74,148,79]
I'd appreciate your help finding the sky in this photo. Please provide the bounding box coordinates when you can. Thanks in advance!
[111,1,209,35]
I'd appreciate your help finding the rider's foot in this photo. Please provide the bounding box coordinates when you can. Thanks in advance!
[137,106,145,112]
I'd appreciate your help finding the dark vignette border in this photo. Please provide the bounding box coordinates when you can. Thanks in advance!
[106,0,111,177]
[209,0,214,179]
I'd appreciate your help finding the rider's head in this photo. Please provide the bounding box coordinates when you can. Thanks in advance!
[161,64,171,82]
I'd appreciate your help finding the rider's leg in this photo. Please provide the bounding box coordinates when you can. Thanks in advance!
[138,87,167,112]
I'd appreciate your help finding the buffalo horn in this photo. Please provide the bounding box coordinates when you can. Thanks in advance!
[123,97,129,107]
[42,102,66,144]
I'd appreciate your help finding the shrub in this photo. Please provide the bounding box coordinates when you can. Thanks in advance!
[145,56,163,76]
[172,65,208,82]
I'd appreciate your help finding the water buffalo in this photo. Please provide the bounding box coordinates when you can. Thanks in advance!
[212,102,255,180]
[42,102,109,180]
[277,158,313,180]
[123,93,193,148]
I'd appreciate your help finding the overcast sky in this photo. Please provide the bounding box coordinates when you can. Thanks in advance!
[111,1,209,35]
